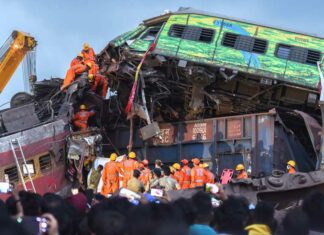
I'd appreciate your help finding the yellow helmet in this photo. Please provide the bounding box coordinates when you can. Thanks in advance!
[172,163,181,170]
[80,104,87,110]
[236,164,245,171]
[128,151,136,159]
[83,43,89,50]
[110,153,117,161]
[86,62,92,68]
[77,53,84,58]
[88,74,94,82]
[202,163,209,168]
[287,160,296,168]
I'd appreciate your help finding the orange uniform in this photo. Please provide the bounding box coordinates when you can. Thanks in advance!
[181,165,191,189]
[70,57,83,67]
[190,165,205,188]
[288,167,296,174]
[139,167,151,186]
[72,110,95,130]
[87,60,99,76]
[122,159,139,187]
[82,47,96,62]
[172,170,183,186]
[237,170,248,180]
[204,169,215,184]
[101,161,120,196]
[62,63,88,89]
[90,74,108,97]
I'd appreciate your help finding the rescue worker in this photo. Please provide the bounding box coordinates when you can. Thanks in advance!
[61,62,93,90]
[88,164,103,192]
[202,163,215,184]
[190,158,205,188]
[180,159,191,189]
[172,163,183,186]
[235,164,248,180]
[88,74,108,98]
[122,151,139,187]
[287,160,296,174]
[139,160,151,190]
[81,43,96,62]
[70,53,84,67]
[101,153,120,196]
[72,104,95,131]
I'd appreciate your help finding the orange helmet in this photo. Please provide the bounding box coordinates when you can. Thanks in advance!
[181,159,189,165]
[192,158,200,165]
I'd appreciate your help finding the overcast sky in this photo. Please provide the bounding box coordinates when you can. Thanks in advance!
[1,0,324,106]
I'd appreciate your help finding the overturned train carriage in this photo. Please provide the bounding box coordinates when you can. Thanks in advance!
[105,110,321,177]
[98,7,323,124]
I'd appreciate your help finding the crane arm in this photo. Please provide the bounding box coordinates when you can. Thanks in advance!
[0,30,37,93]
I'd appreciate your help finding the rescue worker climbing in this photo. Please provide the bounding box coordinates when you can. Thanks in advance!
[172,163,183,186]
[121,151,139,187]
[235,164,248,180]
[81,43,96,62]
[72,104,95,131]
[202,163,215,184]
[61,62,93,90]
[180,159,191,189]
[88,74,108,98]
[70,53,84,67]
[101,153,120,196]
[287,160,296,174]
[190,158,205,188]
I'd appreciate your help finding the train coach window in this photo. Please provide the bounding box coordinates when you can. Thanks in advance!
[169,24,215,43]
[4,166,18,182]
[275,43,321,65]
[140,27,161,41]
[222,32,268,54]
[39,154,52,173]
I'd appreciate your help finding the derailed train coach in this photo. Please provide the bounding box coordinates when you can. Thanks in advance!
[105,109,321,177]
[96,7,324,176]
[98,7,324,123]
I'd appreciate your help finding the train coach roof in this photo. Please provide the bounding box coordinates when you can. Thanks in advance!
[144,7,324,40]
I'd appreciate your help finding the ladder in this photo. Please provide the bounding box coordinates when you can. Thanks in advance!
[9,138,36,193]
[317,59,324,169]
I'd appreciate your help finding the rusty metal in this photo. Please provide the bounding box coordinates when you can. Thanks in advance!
[224,171,324,209]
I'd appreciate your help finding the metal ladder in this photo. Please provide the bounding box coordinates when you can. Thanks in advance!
[9,138,36,193]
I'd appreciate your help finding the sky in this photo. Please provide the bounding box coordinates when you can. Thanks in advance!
[1,0,324,106]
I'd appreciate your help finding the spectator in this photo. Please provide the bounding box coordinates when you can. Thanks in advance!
[245,201,276,235]
[127,169,145,194]
[190,191,217,235]
[66,181,88,215]
[282,208,309,235]
[214,196,250,235]
[302,192,324,234]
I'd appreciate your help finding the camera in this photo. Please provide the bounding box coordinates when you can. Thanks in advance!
[36,217,48,233]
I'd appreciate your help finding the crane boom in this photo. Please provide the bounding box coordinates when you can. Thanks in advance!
[0,30,37,93]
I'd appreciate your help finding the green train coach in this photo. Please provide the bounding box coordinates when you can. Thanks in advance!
[99,7,324,121]
[109,8,323,89]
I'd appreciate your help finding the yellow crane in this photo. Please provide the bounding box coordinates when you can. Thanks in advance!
[0,30,37,93]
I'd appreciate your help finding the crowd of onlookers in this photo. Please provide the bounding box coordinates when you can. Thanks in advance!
[1,180,324,235]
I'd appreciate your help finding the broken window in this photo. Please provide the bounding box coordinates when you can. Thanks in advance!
[140,27,161,41]
[39,154,52,173]
[169,24,215,43]
[222,32,268,54]
[275,43,321,65]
